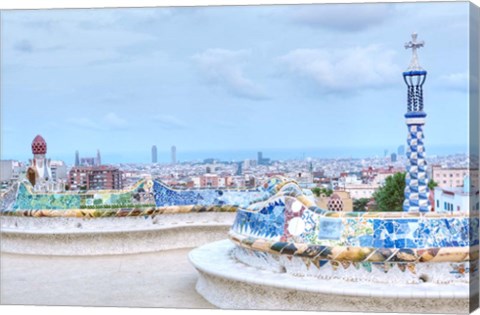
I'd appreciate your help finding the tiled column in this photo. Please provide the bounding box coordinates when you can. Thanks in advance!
[403,114,430,212]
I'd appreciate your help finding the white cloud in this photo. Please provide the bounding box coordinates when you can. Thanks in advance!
[4,11,157,69]
[104,112,128,129]
[278,45,400,92]
[436,72,469,92]
[68,113,128,131]
[67,117,101,131]
[290,4,393,31]
[152,115,187,130]
[191,49,268,100]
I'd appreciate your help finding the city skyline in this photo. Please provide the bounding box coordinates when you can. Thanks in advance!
[1,140,469,166]
[1,3,470,163]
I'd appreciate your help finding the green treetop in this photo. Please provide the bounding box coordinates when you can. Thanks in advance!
[373,172,406,211]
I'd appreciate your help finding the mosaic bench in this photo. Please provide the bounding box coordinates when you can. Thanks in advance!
[6,177,293,214]
[228,185,478,284]
[0,177,298,255]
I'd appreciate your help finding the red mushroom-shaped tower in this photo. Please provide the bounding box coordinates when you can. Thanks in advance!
[327,193,344,211]
[31,135,47,155]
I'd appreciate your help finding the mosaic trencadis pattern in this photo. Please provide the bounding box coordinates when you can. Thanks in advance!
[152,180,274,208]
[12,180,152,210]
[5,176,299,217]
[404,115,430,212]
[229,181,478,284]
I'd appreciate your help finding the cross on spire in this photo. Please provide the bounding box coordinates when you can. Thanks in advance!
[404,32,425,71]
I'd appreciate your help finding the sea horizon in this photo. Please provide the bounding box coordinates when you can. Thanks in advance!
[2,144,469,165]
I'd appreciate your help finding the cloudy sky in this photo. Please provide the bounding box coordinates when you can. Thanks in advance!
[0,2,471,163]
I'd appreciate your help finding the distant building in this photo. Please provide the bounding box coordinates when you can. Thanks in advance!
[75,150,101,167]
[50,160,68,181]
[257,151,271,165]
[219,176,233,188]
[341,166,404,199]
[374,166,404,185]
[80,157,96,167]
[434,176,479,213]
[245,176,256,188]
[361,167,375,180]
[391,153,397,162]
[75,150,80,166]
[360,166,404,186]
[96,149,102,166]
[432,165,479,189]
[343,184,378,199]
[0,160,22,182]
[291,171,314,188]
[152,145,158,163]
[339,174,362,186]
[231,175,246,188]
[397,145,405,156]
[190,174,233,188]
[0,161,13,182]
[171,145,177,164]
[69,165,123,190]
[200,174,218,188]
[236,161,243,176]
[201,174,228,188]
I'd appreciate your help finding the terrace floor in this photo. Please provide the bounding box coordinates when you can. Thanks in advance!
[0,248,214,309]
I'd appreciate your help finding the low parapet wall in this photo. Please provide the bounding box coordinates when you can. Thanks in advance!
[1,212,236,255]
[2,204,238,218]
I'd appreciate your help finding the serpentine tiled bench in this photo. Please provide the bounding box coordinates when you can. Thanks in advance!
[189,180,478,312]
[0,177,295,255]
[228,193,477,284]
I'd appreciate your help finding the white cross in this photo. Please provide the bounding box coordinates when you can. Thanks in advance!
[405,32,425,71]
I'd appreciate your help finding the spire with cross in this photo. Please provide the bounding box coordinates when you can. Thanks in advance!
[403,32,427,113]
[402,32,431,213]
[404,32,425,71]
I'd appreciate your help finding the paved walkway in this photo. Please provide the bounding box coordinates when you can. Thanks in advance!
[0,248,214,309]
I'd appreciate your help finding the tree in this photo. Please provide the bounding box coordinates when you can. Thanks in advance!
[428,179,438,190]
[311,187,333,197]
[353,198,370,211]
[323,188,333,197]
[311,187,321,197]
[373,172,406,211]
